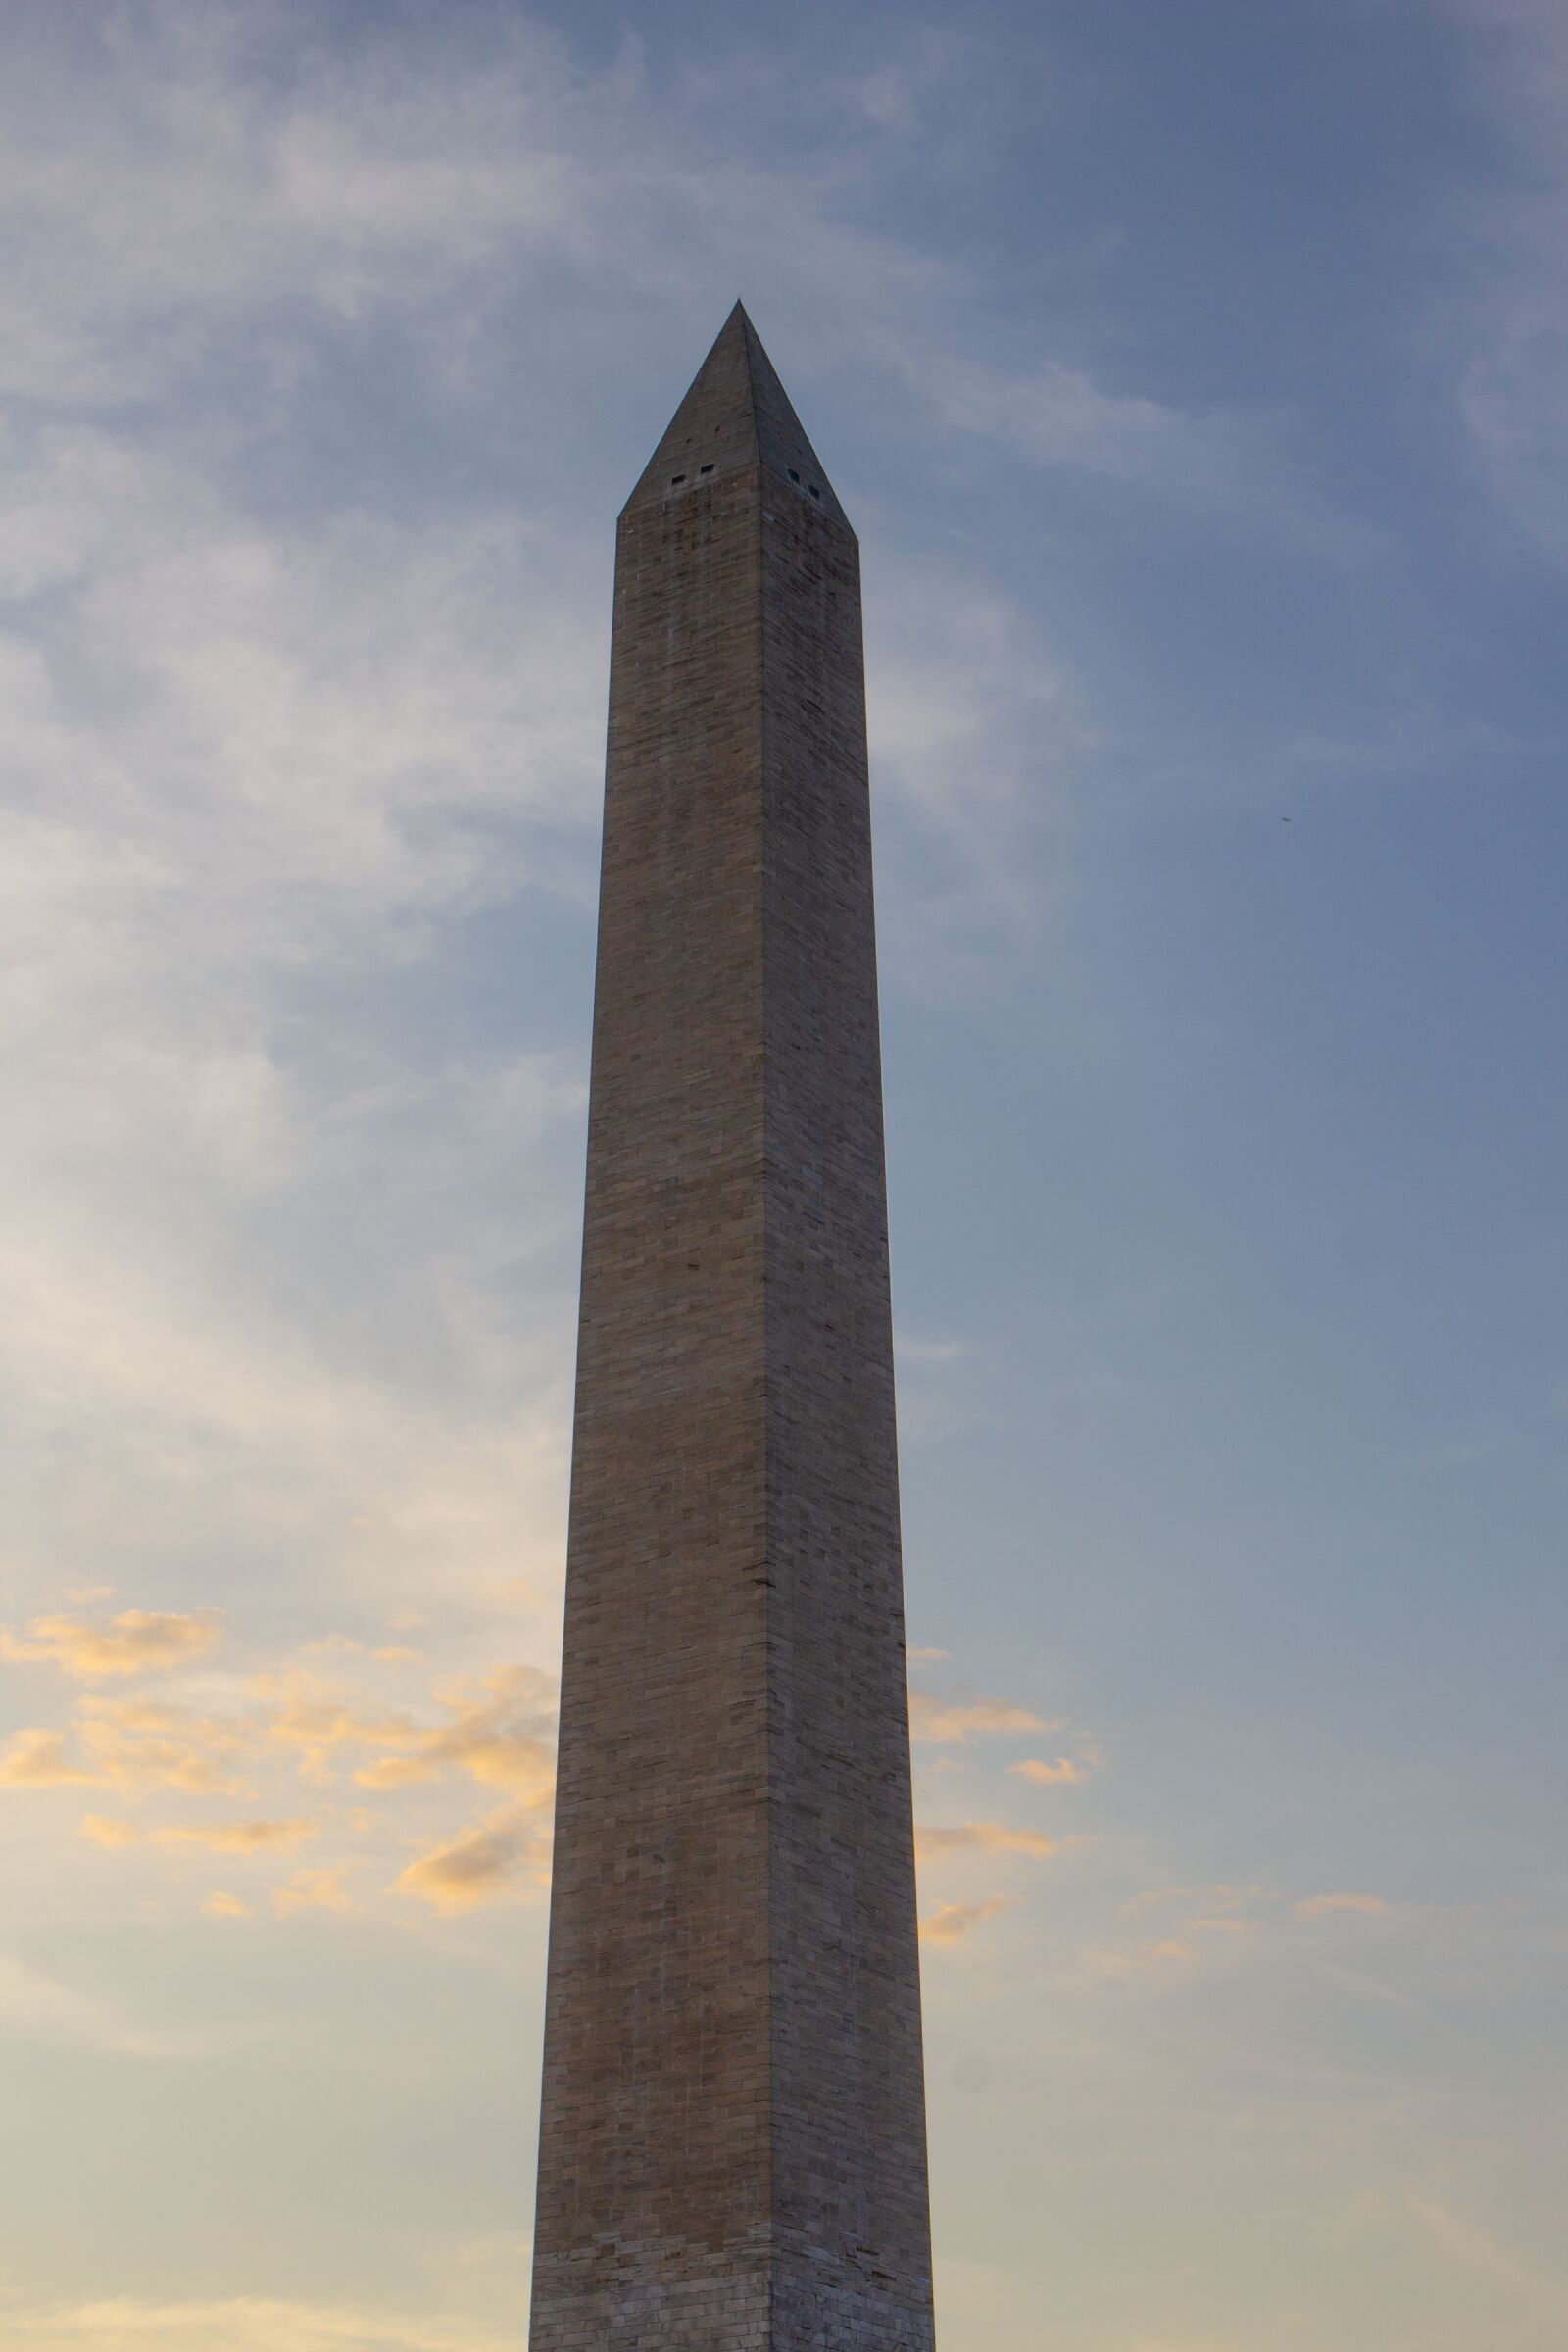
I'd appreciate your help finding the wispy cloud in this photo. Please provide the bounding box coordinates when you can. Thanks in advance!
[1412,2196,1568,2324]
[9,1610,560,1936]
[915,1820,1063,1860]
[1446,0,1568,565]
[0,1609,221,1680]
[0,2292,517,2351]
[79,1811,318,1854]
[1008,1755,1085,1786]
[274,1866,357,1919]
[200,1891,252,1922]
[0,1951,192,2061]
[2,1695,253,1795]
[1294,1892,1391,1922]
[394,1804,551,1912]
[919,1894,1012,1946]
[350,1665,557,1799]
[909,1690,1050,1744]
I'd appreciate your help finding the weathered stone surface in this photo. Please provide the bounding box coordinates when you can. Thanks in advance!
[529,305,934,2352]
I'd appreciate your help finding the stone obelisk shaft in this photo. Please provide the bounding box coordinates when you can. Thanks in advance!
[529,306,935,2352]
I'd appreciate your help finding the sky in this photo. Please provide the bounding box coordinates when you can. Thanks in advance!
[1,1,1565,2346]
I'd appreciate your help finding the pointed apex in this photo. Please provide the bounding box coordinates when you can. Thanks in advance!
[623,306,852,532]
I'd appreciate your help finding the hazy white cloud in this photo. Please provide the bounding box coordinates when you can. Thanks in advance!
[0,1951,189,2061]
[1412,2197,1568,2323]
[865,560,1083,959]
[912,346,1372,560]
[895,1333,972,1367]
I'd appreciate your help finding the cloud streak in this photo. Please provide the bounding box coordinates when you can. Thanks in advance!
[909,1690,1049,1745]
[915,1820,1063,1860]
[394,1804,551,1912]
[0,1609,221,1680]
[919,1894,1012,1947]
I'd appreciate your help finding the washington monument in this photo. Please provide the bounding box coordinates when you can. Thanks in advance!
[529,305,936,2352]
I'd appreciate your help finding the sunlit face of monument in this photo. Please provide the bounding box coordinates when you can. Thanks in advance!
[529,304,935,2352]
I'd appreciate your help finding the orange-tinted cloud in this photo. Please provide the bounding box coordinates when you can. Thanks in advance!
[908,1690,1049,1744]
[0,1728,99,1787]
[274,1867,355,1917]
[78,1814,140,1845]
[80,1810,318,1856]
[252,1659,557,1797]
[0,1608,221,1680]
[394,1804,551,1912]
[915,1819,1060,1859]
[919,1894,1011,1946]
[158,1817,318,1854]
[1295,1891,1390,1921]
[355,1664,556,1799]
[1007,1755,1084,1786]
[202,1891,253,1920]
[250,1668,417,1784]
[76,1695,252,1793]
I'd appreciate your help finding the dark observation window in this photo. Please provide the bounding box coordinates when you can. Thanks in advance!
[788,468,800,482]
[700,464,714,474]
[670,473,686,485]
[808,484,821,499]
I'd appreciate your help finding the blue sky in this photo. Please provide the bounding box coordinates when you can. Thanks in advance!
[1,4,1564,2348]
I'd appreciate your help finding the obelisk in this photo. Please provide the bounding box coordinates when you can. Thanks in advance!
[529,304,935,2352]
